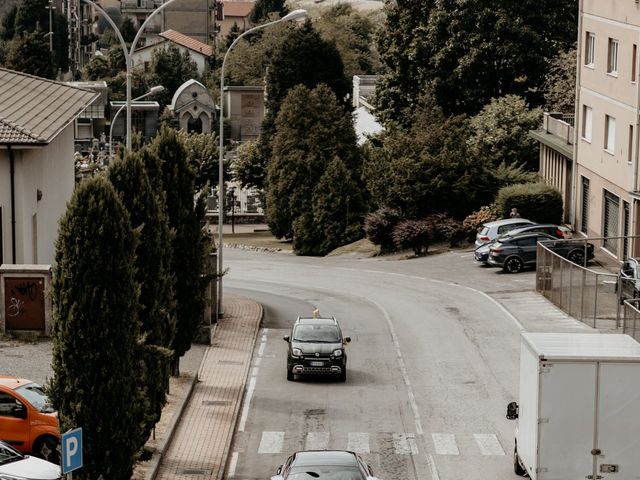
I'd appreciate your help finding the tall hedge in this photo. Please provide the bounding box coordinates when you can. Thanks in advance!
[495,182,563,224]
[49,176,143,480]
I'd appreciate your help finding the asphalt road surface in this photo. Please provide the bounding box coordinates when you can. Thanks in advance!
[223,248,592,480]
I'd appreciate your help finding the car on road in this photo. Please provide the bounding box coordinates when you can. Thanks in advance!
[474,224,568,264]
[0,378,59,464]
[0,440,60,479]
[488,233,595,273]
[284,316,350,382]
[475,218,535,248]
[618,257,640,304]
[271,450,380,480]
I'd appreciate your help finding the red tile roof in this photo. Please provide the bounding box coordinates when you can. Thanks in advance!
[160,30,214,57]
[223,1,254,17]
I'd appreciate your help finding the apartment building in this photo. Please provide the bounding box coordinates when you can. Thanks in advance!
[575,0,640,259]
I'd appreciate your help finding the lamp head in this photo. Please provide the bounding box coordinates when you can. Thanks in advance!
[149,85,165,95]
[282,9,307,22]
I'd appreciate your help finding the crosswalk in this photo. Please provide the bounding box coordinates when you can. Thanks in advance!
[255,431,505,456]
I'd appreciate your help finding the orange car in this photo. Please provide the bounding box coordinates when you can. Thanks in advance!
[0,377,59,463]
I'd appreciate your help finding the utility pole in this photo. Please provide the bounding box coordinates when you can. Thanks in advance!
[48,0,54,52]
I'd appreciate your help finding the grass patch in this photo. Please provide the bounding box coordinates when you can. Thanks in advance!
[224,230,293,251]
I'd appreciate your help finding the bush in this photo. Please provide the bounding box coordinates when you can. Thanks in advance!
[364,207,402,252]
[495,183,563,224]
[463,205,498,241]
[392,219,432,255]
[426,213,464,247]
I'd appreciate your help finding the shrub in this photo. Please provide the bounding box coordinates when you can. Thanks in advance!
[463,205,498,241]
[392,219,432,255]
[495,182,563,224]
[364,207,402,252]
[425,213,464,247]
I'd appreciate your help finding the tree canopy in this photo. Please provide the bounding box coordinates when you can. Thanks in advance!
[249,0,288,25]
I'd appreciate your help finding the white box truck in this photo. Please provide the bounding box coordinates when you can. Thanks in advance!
[507,332,640,480]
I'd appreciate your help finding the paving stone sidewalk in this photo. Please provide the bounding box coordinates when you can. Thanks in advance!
[153,294,263,480]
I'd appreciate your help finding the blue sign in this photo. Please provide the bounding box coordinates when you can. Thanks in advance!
[61,428,83,474]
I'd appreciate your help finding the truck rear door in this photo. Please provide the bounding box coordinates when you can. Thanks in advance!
[538,362,596,479]
[595,363,640,479]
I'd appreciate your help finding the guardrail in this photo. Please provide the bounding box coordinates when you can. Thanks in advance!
[622,298,640,342]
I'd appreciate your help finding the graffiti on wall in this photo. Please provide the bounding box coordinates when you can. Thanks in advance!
[4,277,45,330]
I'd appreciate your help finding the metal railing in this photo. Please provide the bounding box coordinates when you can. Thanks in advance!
[543,112,575,144]
[622,298,640,342]
[536,238,619,330]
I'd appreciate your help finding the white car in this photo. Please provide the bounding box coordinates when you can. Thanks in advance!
[0,441,60,480]
[271,450,381,480]
[475,218,535,248]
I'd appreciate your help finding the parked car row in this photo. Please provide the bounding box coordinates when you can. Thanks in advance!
[474,219,594,273]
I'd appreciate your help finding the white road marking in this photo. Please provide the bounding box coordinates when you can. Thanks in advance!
[347,432,370,453]
[258,431,285,454]
[305,432,330,450]
[254,357,262,366]
[251,367,259,377]
[258,341,266,356]
[238,376,256,432]
[227,452,239,477]
[432,433,459,455]
[473,434,505,456]
[393,433,419,455]
[426,454,441,480]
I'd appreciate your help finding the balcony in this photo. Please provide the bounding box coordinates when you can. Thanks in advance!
[543,112,574,145]
[121,0,163,12]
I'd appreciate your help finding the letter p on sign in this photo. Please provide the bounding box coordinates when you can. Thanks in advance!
[61,427,83,474]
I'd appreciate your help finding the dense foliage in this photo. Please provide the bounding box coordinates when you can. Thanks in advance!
[49,177,143,480]
[364,207,402,253]
[495,183,564,224]
[249,0,288,25]
[544,47,577,113]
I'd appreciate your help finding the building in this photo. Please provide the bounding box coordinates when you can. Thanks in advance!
[0,68,98,265]
[223,85,263,141]
[530,113,574,223]
[170,79,216,133]
[574,1,640,259]
[109,101,160,143]
[218,1,254,38]
[351,75,383,145]
[132,30,214,74]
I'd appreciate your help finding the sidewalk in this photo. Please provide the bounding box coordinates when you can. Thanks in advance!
[147,293,263,480]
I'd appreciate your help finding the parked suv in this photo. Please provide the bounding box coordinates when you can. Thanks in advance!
[0,378,59,464]
[284,317,350,382]
[488,233,595,273]
[474,224,567,263]
[475,218,535,248]
[618,257,640,304]
[0,440,60,479]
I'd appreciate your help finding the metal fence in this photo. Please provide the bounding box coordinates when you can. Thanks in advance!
[622,299,640,342]
[536,239,619,330]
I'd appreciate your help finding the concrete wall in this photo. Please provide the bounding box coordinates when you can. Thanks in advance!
[225,87,264,141]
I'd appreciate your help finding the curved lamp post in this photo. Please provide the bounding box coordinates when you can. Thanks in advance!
[109,85,164,162]
[217,9,308,317]
[81,0,181,150]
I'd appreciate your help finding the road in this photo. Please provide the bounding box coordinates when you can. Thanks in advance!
[223,248,592,480]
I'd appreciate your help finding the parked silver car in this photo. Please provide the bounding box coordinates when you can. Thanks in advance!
[475,218,535,248]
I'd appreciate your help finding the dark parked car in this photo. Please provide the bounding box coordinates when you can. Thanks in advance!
[474,224,568,263]
[488,233,595,273]
[284,316,350,382]
[618,257,640,304]
[271,450,380,480]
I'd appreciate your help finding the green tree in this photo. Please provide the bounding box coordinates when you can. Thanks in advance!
[266,84,362,248]
[232,140,263,189]
[249,0,288,25]
[544,47,577,113]
[120,16,136,43]
[96,6,122,34]
[176,130,222,191]
[150,127,207,373]
[14,0,47,34]
[52,12,69,71]
[468,95,543,171]
[108,152,176,448]
[256,20,350,190]
[151,44,199,107]
[363,99,490,219]
[314,3,381,78]
[49,176,143,480]
[225,22,242,49]
[0,5,17,40]
[6,29,55,78]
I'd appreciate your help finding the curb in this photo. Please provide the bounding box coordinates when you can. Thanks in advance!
[146,324,217,480]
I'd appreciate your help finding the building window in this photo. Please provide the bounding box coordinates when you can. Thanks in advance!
[608,38,619,74]
[585,32,596,66]
[633,44,637,82]
[629,125,634,163]
[603,190,620,254]
[582,105,592,141]
[605,115,616,153]
[581,177,589,234]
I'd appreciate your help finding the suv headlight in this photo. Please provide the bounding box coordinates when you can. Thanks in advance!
[332,349,343,357]
[292,348,303,357]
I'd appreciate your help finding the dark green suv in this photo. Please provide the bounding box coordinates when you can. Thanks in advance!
[284,316,350,382]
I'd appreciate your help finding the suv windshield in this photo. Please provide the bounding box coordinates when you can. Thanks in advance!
[293,325,340,343]
[15,383,55,413]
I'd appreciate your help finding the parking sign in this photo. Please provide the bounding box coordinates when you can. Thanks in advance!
[61,428,83,474]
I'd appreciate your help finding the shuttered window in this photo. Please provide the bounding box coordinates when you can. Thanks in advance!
[581,177,590,234]
[603,190,620,254]
[623,201,630,259]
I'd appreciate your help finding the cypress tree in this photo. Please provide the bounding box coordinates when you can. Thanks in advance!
[150,127,206,373]
[49,176,143,480]
[108,152,176,447]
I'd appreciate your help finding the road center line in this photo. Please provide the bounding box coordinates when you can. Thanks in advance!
[238,375,256,432]
[227,452,239,477]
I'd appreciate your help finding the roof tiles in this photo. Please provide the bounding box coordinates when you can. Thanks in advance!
[160,30,214,57]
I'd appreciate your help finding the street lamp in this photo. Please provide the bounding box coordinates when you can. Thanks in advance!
[81,0,182,150]
[217,9,308,317]
[109,85,164,162]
